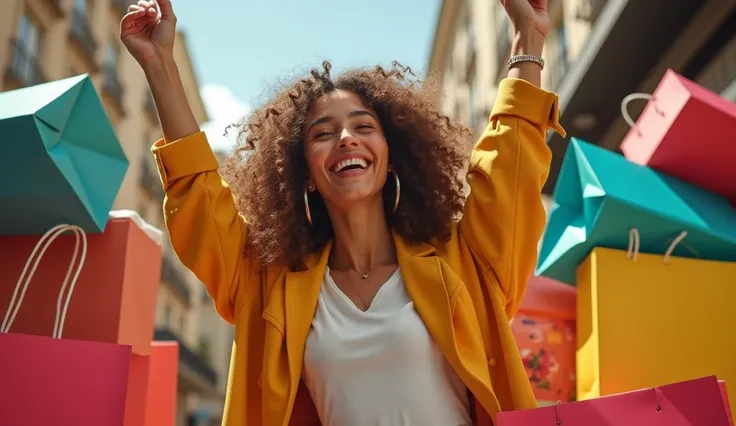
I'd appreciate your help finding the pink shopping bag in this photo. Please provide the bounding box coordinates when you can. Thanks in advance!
[0,225,132,426]
[619,69,736,201]
[496,376,731,426]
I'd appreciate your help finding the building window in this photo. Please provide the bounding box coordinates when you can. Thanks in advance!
[466,52,476,129]
[74,0,87,14]
[553,19,570,87]
[164,303,171,327]
[495,6,511,78]
[105,43,118,73]
[70,0,98,66]
[198,335,212,366]
[12,14,42,86]
[466,2,474,61]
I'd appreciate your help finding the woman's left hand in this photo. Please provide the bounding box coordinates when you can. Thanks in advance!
[499,0,549,38]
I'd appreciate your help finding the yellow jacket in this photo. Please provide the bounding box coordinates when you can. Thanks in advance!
[151,78,565,426]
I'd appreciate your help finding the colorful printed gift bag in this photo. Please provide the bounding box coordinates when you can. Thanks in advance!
[536,138,736,285]
[497,376,732,426]
[0,225,132,426]
[619,69,736,201]
[576,247,736,414]
[512,275,577,404]
[0,75,128,235]
[0,211,163,355]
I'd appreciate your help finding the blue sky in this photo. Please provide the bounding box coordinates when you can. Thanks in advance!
[171,0,442,150]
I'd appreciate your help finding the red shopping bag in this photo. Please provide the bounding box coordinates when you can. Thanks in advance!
[619,69,736,200]
[496,376,731,426]
[0,225,132,426]
[143,341,180,426]
[512,275,576,404]
[0,212,162,355]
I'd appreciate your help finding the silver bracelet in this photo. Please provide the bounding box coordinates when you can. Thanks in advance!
[507,55,545,70]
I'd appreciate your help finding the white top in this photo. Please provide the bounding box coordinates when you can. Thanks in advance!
[303,267,471,426]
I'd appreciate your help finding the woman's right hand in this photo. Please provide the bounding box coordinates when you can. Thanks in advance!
[120,0,199,142]
[120,0,177,69]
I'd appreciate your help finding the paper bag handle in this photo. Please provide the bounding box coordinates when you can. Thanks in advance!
[620,93,665,137]
[0,224,88,338]
[627,228,696,264]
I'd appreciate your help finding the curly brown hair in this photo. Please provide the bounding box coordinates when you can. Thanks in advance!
[221,61,474,270]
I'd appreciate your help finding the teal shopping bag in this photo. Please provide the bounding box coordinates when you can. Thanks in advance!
[0,75,128,235]
[536,138,736,285]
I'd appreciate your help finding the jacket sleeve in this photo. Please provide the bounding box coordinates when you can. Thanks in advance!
[151,131,255,324]
[459,78,566,319]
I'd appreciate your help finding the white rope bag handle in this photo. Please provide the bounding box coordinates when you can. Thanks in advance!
[0,224,88,338]
[620,93,666,137]
[627,227,695,264]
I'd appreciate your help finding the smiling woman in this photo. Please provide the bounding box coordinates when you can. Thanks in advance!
[121,0,566,425]
[221,62,470,270]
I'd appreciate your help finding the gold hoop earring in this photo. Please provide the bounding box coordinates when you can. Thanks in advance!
[389,167,400,213]
[304,184,315,226]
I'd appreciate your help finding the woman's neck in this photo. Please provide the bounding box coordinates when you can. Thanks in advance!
[327,196,397,273]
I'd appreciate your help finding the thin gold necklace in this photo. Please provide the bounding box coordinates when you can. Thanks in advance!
[339,269,370,310]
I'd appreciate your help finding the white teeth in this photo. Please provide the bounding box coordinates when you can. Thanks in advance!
[334,158,368,172]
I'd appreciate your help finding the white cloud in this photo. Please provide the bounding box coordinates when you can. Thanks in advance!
[200,84,251,152]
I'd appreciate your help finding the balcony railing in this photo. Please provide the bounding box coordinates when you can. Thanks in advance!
[4,39,46,87]
[161,252,192,305]
[69,9,98,68]
[139,155,165,200]
[154,328,218,387]
[102,67,125,113]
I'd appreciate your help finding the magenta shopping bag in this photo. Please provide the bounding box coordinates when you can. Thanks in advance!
[0,225,132,426]
[619,69,736,201]
[496,376,731,426]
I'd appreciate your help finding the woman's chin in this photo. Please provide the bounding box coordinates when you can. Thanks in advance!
[327,187,382,207]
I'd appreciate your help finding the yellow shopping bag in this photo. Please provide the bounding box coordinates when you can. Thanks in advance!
[576,246,736,414]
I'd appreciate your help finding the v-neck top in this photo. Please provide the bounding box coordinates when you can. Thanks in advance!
[302,267,471,426]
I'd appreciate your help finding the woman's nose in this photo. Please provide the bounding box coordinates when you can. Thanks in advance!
[338,128,359,148]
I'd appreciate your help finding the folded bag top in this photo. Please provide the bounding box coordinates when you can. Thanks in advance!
[536,138,736,285]
[0,74,129,235]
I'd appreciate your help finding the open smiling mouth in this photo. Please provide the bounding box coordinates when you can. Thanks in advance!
[330,158,373,176]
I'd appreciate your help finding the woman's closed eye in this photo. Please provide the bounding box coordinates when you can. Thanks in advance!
[313,130,334,140]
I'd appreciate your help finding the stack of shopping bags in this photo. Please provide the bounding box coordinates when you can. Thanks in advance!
[0,76,179,425]
[505,69,736,424]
